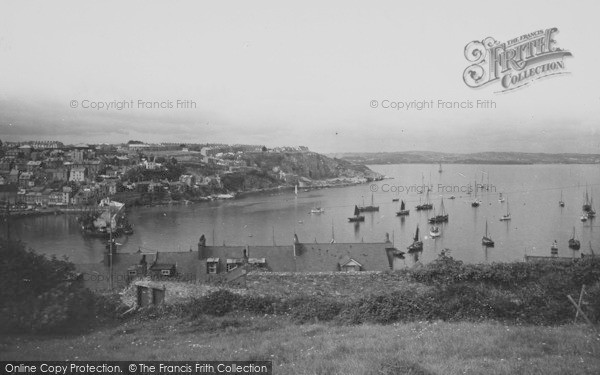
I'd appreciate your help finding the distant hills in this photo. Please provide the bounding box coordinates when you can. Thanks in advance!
[330,151,600,165]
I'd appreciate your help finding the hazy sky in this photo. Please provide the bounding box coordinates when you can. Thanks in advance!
[0,0,598,154]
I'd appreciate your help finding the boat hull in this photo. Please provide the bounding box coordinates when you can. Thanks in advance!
[348,216,365,222]
[482,237,494,247]
[428,215,448,224]
[358,206,379,212]
[407,241,423,252]
[569,240,580,250]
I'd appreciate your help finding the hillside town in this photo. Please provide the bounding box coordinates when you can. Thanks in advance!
[0,140,377,214]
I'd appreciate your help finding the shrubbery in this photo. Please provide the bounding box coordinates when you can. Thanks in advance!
[185,255,600,326]
[0,240,125,334]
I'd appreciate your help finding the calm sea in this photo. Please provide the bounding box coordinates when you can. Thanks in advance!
[4,164,600,265]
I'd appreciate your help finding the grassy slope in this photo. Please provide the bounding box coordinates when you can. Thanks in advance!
[1,314,599,375]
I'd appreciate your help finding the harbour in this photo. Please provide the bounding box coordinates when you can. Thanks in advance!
[4,163,600,265]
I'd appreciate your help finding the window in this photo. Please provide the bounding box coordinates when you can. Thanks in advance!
[207,262,217,274]
[226,263,238,272]
[161,269,171,276]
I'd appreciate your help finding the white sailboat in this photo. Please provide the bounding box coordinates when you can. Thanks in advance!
[499,198,511,221]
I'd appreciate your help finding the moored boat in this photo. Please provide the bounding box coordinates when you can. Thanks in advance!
[559,190,565,207]
[416,190,433,211]
[583,187,591,212]
[471,180,480,207]
[407,225,423,252]
[568,227,580,250]
[348,205,365,222]
[428,198,448,223]
[358,193,379,212]
[396,200,410,216]
[499,198,511,221]
[482,220,494,247]
[587,197,596,219]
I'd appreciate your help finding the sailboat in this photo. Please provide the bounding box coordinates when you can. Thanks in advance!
[559,190,565,207]
[568,227,581,250]
[471,180,480,207]
[477,171,485,189]
[348,205,365,222]
[429,198,448,223]
[587,196,596,219]
[498,192,505,203]
[396,200,410,216]
[482,220,494,247]
[583,187,591,212]
[358,193,379,212]
[499,197,511,221]
[429,209,441,237]
[407,225,423,252]
[438,162,443,173]
[416,189,433,211]
[418,173,425,194]
[295,184,298,196]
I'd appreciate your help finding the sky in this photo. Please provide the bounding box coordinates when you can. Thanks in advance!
[0,0,599,154]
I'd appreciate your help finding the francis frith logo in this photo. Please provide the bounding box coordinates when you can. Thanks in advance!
[463,28,572,92]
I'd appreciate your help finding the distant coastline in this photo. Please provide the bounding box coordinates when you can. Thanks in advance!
[332,151,600,165]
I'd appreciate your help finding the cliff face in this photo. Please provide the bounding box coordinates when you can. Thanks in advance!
[244,151,381,180]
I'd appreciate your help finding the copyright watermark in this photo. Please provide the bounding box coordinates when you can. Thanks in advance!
[369,99,496,110]
[69,99,198,110]
[370,183,497,194]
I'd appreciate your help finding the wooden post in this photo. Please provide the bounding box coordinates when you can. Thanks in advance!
[574,285,586,323]
[567,295,594,328]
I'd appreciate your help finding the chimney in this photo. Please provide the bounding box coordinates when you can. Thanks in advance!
[140,254,147,276]
[198,234,206,260]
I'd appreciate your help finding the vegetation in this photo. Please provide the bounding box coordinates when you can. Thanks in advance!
[0,239,125,334]
[1,242,599,372]
[147,255,600,326]
[2,315,599,374]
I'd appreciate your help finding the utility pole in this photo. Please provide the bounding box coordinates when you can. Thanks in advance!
[2,200,9,240]
[108,197,113,290]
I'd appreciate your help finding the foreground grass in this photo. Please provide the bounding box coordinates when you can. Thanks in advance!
[1,314,599,375]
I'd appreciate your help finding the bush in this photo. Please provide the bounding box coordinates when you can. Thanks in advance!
[0,240,124,334]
